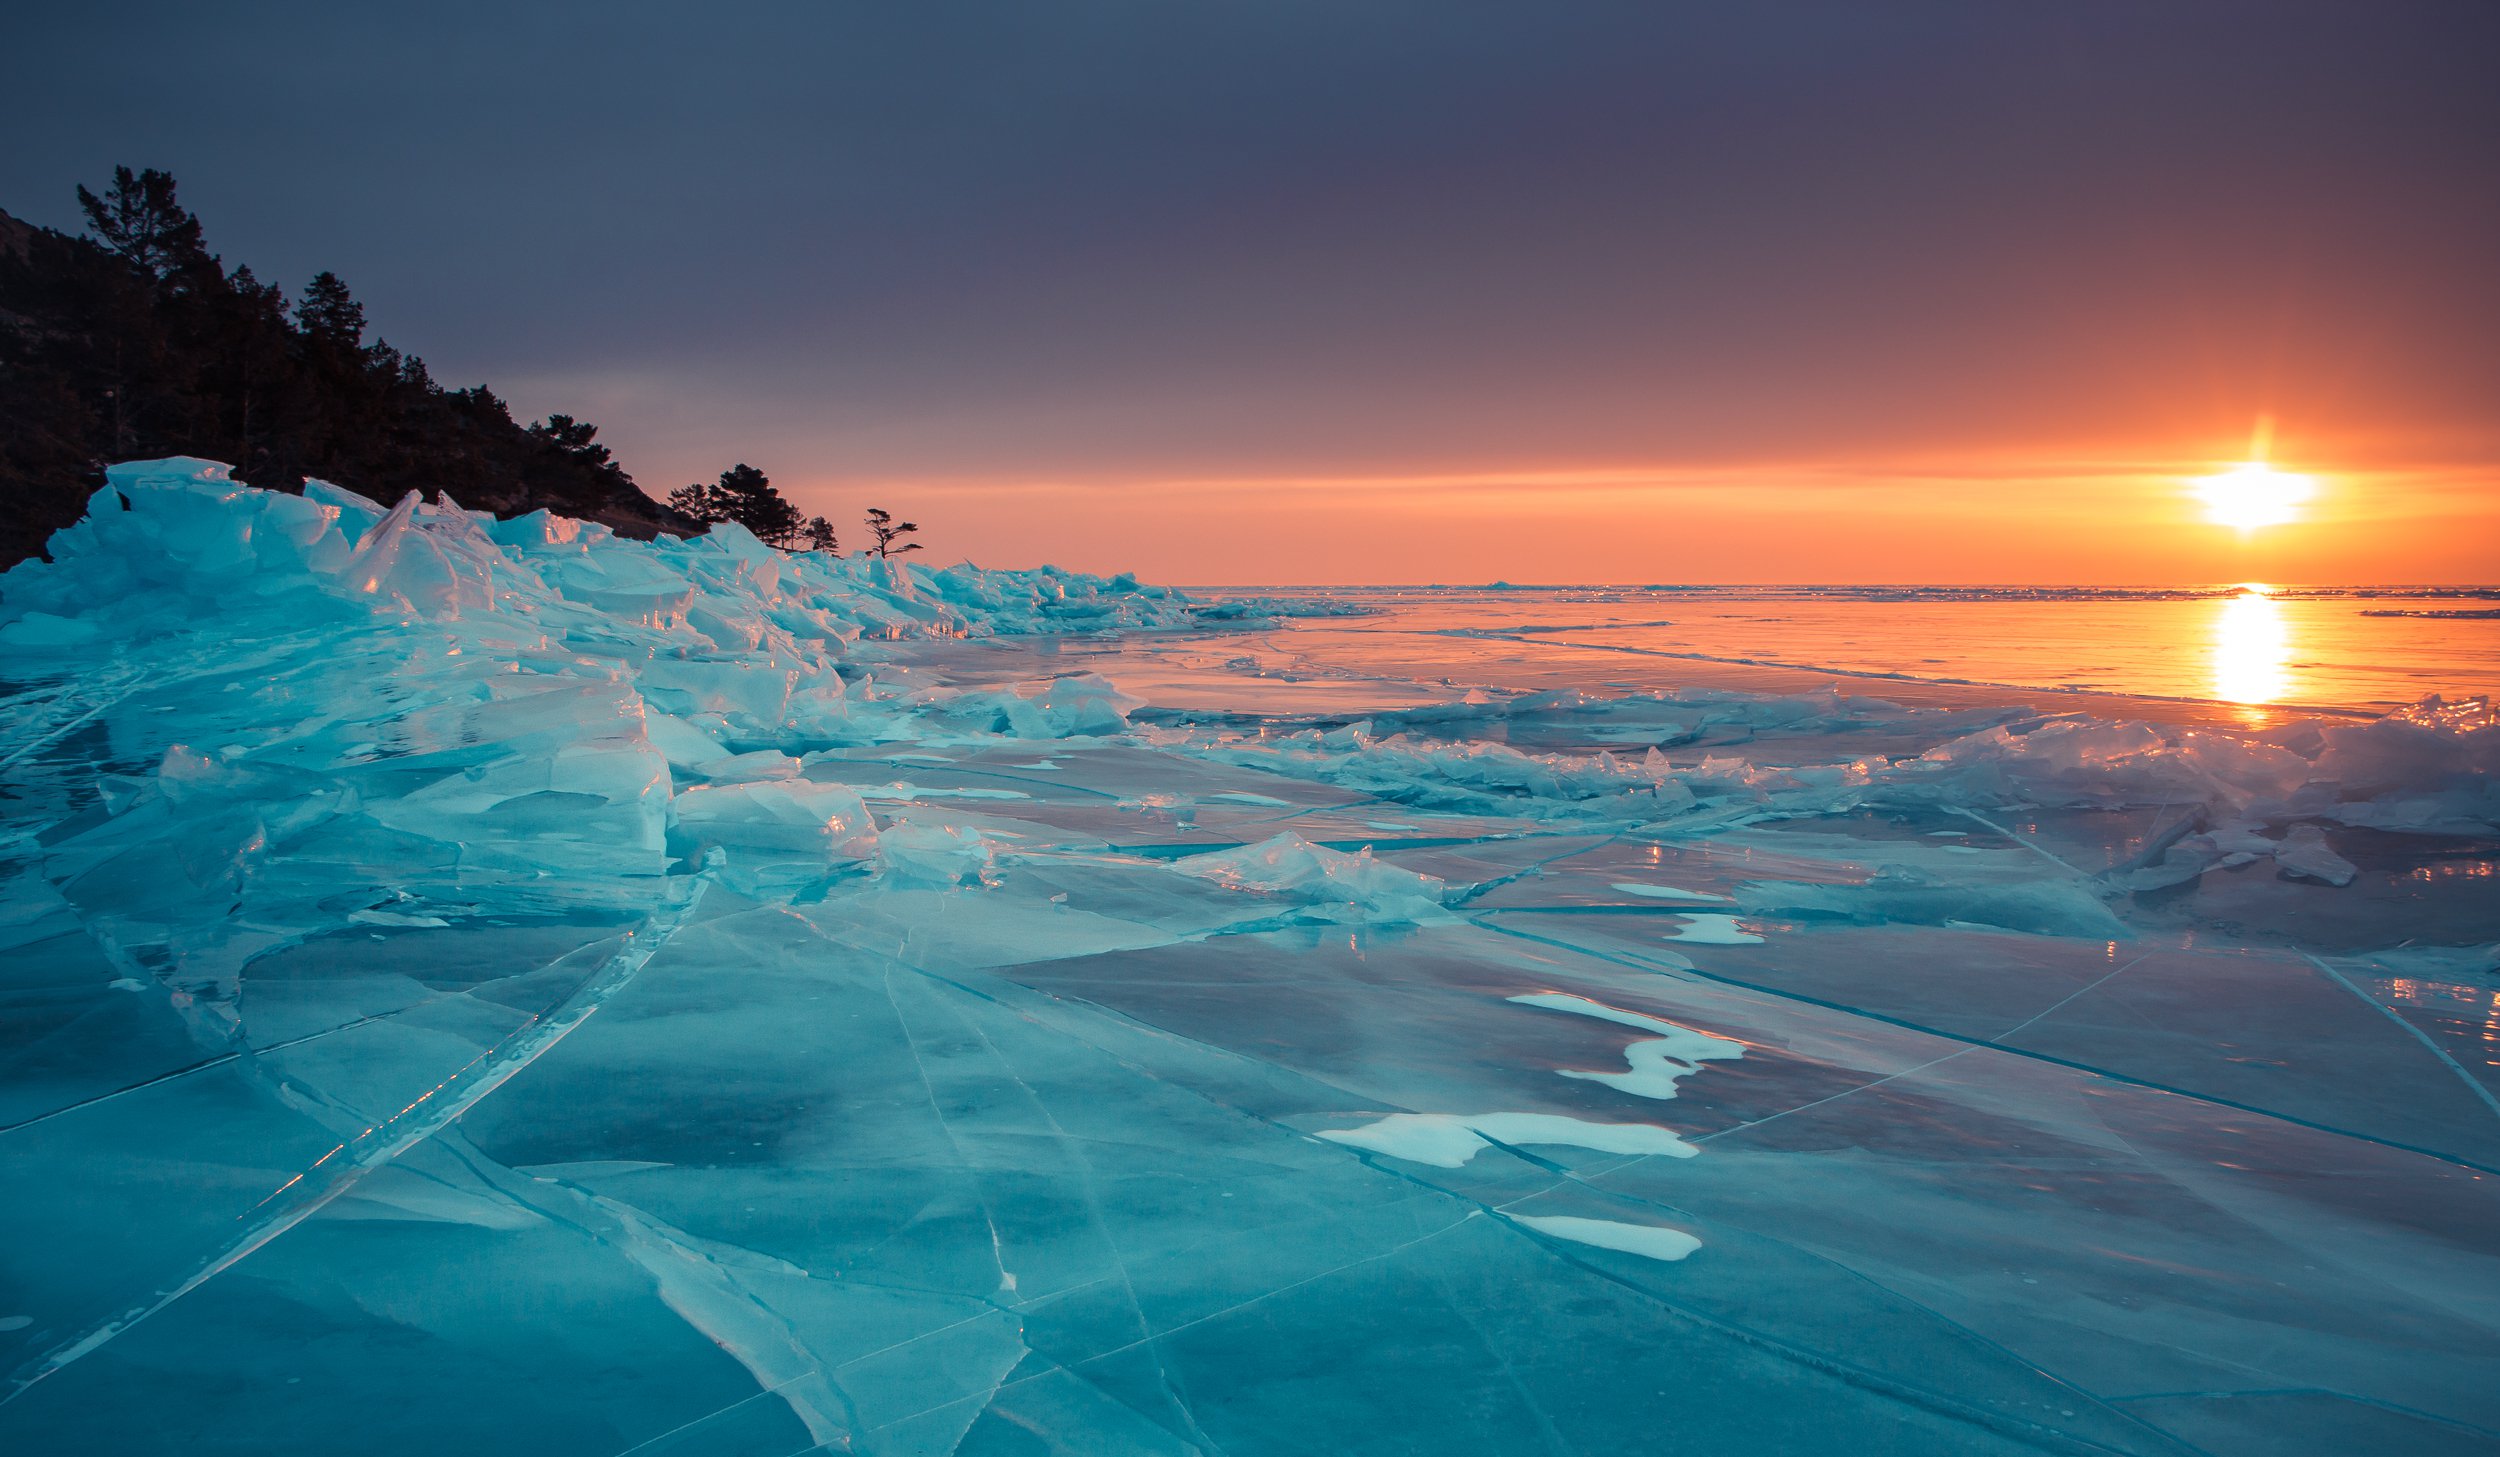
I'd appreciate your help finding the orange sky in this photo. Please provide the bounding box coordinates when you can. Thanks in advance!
[759,446,2500,586]
[535,332,2500,583]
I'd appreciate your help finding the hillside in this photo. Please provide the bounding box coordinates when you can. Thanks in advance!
[0,172,690,570]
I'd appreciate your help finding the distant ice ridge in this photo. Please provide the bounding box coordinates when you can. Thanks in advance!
[0,463,1229,750]
[0,458,1295,650]
[1180,685,2500,843]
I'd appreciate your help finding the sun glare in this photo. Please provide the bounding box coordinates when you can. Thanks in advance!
[2213,586,2290,708]
[2194,461,2313,531]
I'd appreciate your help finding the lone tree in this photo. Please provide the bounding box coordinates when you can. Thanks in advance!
[864,507,922,559]
[800,516,839,552]
[76,166,211,282]
[669,463,803,548]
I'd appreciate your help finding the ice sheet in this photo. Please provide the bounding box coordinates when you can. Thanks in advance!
[2,468,2495,1455]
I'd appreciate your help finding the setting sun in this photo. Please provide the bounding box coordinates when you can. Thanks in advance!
[2194,461,2315,531]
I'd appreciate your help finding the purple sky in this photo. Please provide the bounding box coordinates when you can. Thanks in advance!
[6,3,2496,579]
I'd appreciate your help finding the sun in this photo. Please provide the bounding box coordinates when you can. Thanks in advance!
[2194,461,2313,531]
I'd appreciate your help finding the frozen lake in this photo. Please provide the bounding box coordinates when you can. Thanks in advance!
[3,466,2496,1456]
[1185,584,2500,719]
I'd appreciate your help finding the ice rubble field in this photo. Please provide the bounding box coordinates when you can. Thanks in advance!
[3,460,2499,1457]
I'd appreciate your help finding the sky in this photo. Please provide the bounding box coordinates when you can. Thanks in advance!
[5,2,2497,583]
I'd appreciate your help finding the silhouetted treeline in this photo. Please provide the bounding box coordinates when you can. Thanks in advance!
[667,464,925,560]
[0,168,690,569]
[669,463,839,551]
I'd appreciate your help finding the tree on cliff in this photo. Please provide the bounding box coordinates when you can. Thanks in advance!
[0,167,691,570]
[294,272,366,348]
[75,166,209,283]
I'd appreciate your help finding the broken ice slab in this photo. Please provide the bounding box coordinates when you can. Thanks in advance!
[0,881,210,1130]
[1454,833,1877,909]
[867,633,1472,722]
[797,743,1543,861]
[1485,912,2500,1170]
[793,855,1288,970]
[1983,944,2500,1168]
[1171,833,1457,925]
[2325,955,2500,1108]
[3,901,2172,1455]
[2122,824,2500,954]
[997,923,2500,1448]
[0,909,685,1394]
[800,740,1360,808]
[1002,923,1784,1138]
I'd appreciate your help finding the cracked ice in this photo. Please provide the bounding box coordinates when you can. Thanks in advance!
[1,461,2497,1455]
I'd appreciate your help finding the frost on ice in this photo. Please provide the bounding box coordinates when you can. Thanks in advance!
[2,462,2497,1455]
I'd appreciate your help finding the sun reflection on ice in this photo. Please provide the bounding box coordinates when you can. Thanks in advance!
[2213,586,2291,710]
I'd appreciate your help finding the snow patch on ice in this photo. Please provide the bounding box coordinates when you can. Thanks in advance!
[1315,1112,1697,1167]
[851,782,1032,802]
[1510,992,1743,1098]
[1662,914,1765,945]
[1509,1214,1701,1263]
[1610,881,1730,903]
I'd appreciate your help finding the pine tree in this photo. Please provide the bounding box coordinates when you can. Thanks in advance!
[667,480,726,521]
[76,166,209,282]
[864,507,922,559]
[530,414,613,467]
[801,516,839,552]
[671,464,802,547]
[718,464,802,547]
[295,272,365,348]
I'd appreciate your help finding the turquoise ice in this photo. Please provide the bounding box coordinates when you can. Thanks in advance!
[2,463,2496,1455]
